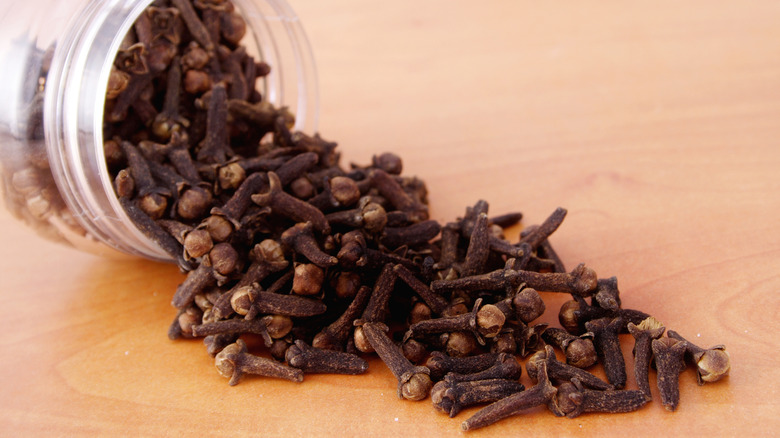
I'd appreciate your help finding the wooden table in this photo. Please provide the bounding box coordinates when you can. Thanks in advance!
[1,0,778,435]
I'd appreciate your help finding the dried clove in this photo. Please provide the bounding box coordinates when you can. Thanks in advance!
[461,361,557,431]
[667,330,730,385]
[380,220,441,249]
[549,380,650,418]
[353,265,397,352]
[431,263,597,297]
[443,353,522,383]
[171,261,216,308]
[312,286,371,351]
[280,222,338,268]
[586,317,627,389]
[526,346,613,391]
[425,352,500,382]
[460,212,490,276]
[652,336,688,411]
[393,264,448,315]
[291,263,325,296]
[561,296,651,335]
[510,285,546,323]
[214,339,303,385]
[628,316,666,397]
[432,378,525,418]
[336,230,367,269]
[229,287,327,318]
[252,171,331,234]
[360,322,433,401]
[193,316,280,346]
[593,276,622,311]
[369,168,428,223]
[285,340,368,375]
[541,327,598,368]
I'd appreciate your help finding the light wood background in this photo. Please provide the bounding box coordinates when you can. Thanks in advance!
[1,1,779,436]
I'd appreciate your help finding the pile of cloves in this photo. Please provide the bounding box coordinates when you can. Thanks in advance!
[102,0,731,431]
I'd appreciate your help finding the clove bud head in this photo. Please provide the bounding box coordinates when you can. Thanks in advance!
[230,286,254,315]
[476,304,506,339]
[292,263,325,296]
[570,263,598,295]
[330,176,360,206]
[401,372,433,401]
[214,341,244,381]
[564,338,598,368]
[512,287,545,323]
[696,347,730,384]
[361,201,387,233]
[558,299,582,335]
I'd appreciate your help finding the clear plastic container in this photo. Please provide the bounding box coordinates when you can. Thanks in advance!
[0,0,318,261]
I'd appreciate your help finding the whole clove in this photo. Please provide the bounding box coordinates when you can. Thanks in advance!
[652,336,688,411]
[526,346,613,391]
[312,285,371,351]
[432,378,525,418]
[561,295,651,335]
[252,171,331,234]
[443,353,522,383]
[586,317,627,389]
[425,352,500,381]
[285,340,368,375]
[214,339,303,385]
[461,361,557,431]
[541,327,598,368]
[549,380,650,418]
[628,317,666,397]
[510,286,546,324]
[430,263,598,297]
[359,322,433,401]
[667,330,730,385]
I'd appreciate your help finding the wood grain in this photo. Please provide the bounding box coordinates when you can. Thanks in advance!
[1,0,779,435]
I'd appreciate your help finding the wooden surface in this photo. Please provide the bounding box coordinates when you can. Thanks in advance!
[1,0,779,435]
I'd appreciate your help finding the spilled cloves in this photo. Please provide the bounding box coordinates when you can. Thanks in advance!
[85,1,733,431]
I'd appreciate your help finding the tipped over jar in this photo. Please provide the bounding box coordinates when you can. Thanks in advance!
[0,0,318,260]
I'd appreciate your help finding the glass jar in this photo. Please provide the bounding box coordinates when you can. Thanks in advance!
[0,0,318,261]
